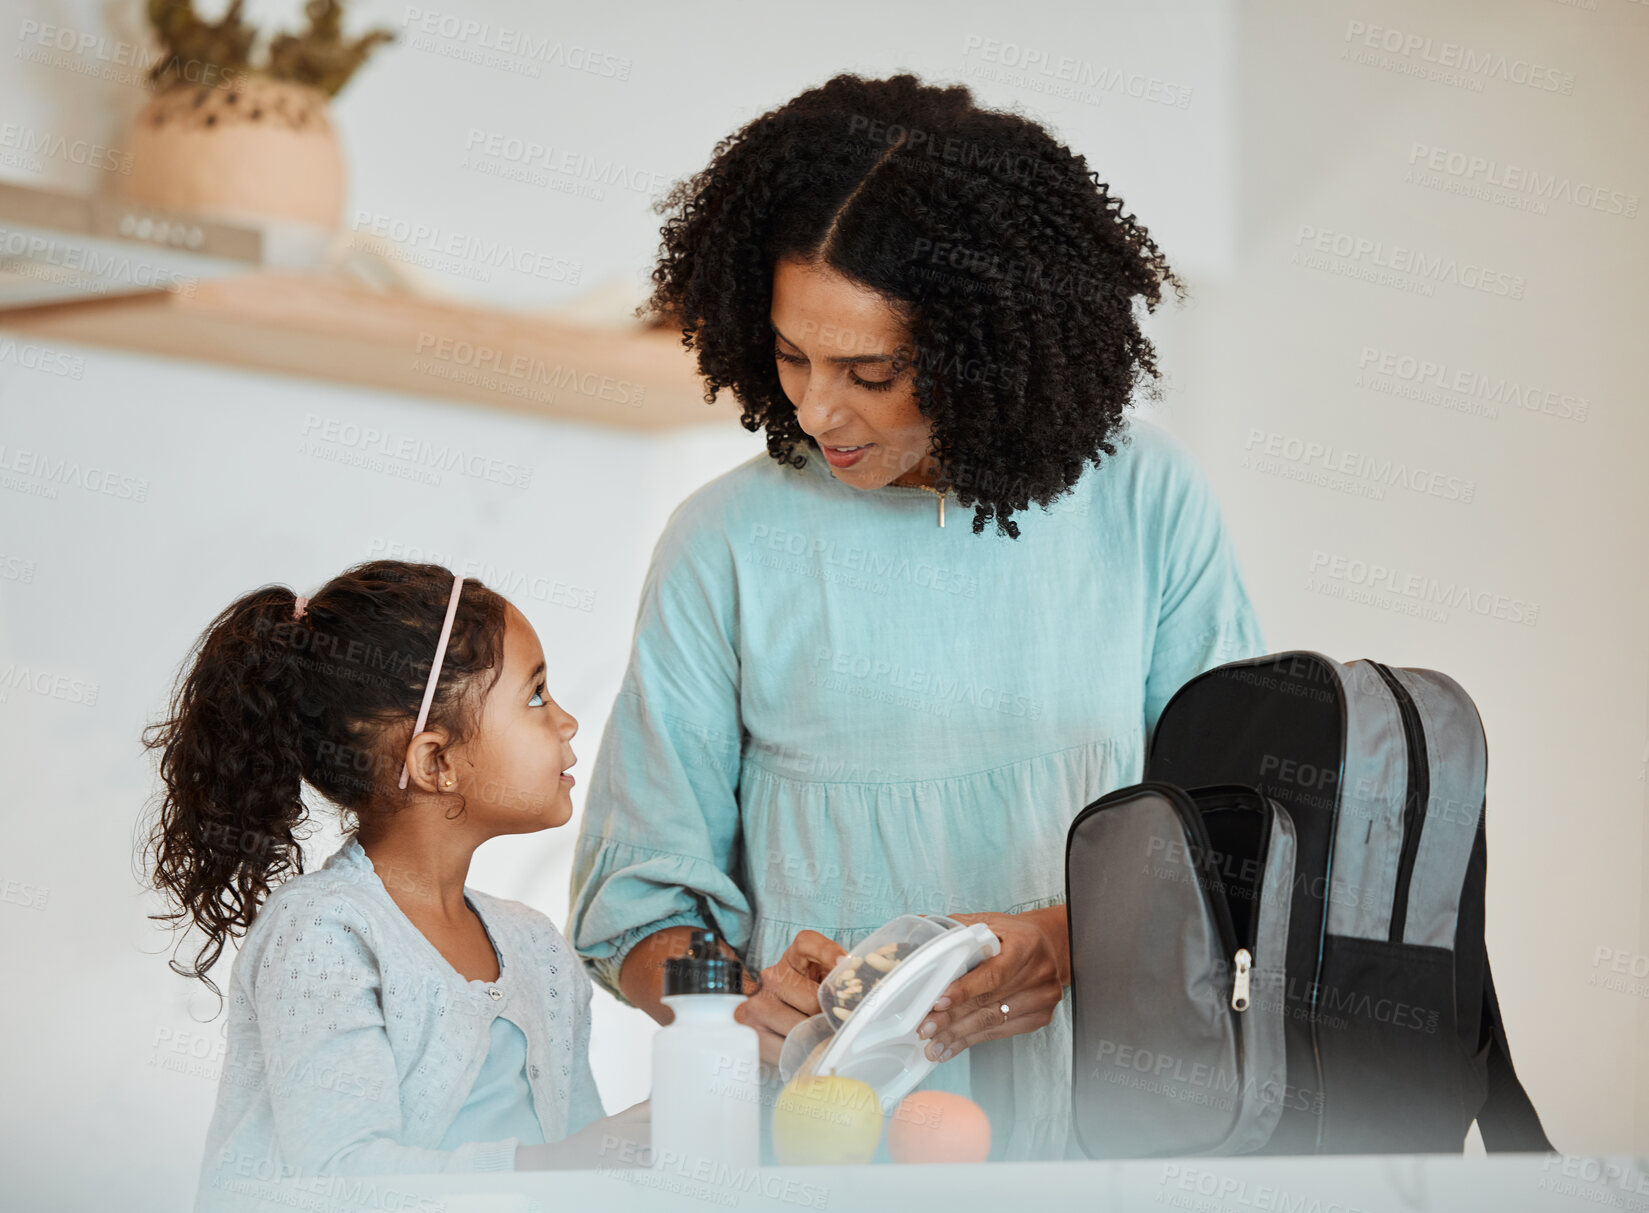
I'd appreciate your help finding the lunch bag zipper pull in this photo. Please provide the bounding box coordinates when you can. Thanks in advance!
[1232,948,1253,1012]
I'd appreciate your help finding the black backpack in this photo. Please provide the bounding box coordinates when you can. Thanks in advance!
[1065,650,1551,1157]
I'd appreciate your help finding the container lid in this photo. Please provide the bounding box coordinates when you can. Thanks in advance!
[662,928,747,996]
[777,916,1001,1112]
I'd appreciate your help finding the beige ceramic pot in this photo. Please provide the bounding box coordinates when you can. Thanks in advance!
[120,75,345,230]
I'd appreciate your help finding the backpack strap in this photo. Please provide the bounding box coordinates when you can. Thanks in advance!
[1476,958,1554,1152]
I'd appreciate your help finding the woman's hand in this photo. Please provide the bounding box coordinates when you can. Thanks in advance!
[916,906,1070,1063]
[516,1099,651,1170]
[733,929,846,1068]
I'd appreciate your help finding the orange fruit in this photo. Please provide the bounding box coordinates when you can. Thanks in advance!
[888,1090,991,1163]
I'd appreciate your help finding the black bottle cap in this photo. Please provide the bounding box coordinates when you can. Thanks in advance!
[662,928,746,996]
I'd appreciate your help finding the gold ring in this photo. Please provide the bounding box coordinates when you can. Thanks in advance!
[1000,1002,1010,1023]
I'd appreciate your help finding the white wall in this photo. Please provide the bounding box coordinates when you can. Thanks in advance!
[2,0,1645,1208]
[1211,0,1649,1154]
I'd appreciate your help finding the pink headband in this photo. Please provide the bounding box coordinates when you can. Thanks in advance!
[292,596,309,620]
[398,573,466,791]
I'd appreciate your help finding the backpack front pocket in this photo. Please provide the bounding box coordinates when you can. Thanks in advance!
[1068,782,1295,1158]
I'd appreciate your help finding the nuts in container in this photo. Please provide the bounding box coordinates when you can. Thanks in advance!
[814,915,966,1025]
[819,941,922,1022]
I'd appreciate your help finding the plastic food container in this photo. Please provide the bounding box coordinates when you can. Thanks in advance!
[778,913,1001,1112]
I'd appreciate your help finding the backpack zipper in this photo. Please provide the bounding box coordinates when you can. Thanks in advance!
[1162,786,1265,1018]
[1232,949,1253,1012]
[1180,784,1270,1011]
[1371,662,1429,943]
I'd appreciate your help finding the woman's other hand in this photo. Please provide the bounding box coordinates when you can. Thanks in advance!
[733,929,846,1067]
[516,1099,651,1170]
[916,906,1070,1063]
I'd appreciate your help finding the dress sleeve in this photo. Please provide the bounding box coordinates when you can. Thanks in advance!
[240,891,518,1174]
[1142,431,1268,748]
[567,508,751,1006]
[566,958,608,1134]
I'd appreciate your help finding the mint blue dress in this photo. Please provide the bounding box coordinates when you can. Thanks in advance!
[567,419,1267,1161]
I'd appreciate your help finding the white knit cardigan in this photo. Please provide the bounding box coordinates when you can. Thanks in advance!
[194,832,604,1199]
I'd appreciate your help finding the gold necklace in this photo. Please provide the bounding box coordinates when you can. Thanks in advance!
[889,455,947,527]
[885,477,946,526]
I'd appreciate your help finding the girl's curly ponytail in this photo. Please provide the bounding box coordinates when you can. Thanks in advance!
[142,587,312,994]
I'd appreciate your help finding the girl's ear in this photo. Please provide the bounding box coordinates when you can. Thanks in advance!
[402,730,453,793]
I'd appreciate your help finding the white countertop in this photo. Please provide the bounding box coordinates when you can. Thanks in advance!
[203,1153,1647,1213]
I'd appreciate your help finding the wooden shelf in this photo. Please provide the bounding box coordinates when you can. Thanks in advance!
[0,272,733,430]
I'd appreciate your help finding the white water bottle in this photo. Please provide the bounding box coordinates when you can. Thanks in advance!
[650,929,760,1174]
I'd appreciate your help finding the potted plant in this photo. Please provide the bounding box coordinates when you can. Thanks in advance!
[119,0,394,230]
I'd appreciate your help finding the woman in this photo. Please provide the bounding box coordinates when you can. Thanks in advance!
[568,71,1265,1162]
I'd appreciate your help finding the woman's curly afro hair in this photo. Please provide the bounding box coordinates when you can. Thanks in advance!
[641,71,1185,538]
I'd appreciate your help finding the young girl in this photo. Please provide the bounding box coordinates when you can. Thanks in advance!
[141,560,648,1190]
